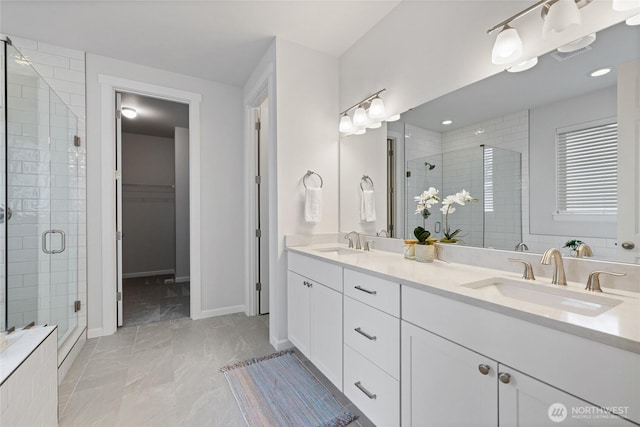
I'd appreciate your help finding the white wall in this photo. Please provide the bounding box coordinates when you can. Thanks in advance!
[340,124,387,235]
[86,54,244,335]
[175,126,190,282]
[274,39,339,347]
[339,1,633,118]
[121,132,175,277]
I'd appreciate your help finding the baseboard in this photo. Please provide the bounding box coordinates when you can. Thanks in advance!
[271,337,293,352]
[175,276,190,283]
[87,328,104,339]
[122,269,175,279]
[195,305,245,320]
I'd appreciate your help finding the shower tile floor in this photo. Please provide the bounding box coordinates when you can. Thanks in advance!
[122,275,190,327]
[58,313,374,427]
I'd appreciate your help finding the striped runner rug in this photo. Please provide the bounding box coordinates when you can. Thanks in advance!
[220,350,358,427]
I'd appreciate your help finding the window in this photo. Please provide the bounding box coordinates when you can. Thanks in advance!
[556,120,617,215]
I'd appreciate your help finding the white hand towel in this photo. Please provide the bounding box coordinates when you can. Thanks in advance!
[361,189,376,222]
[305,187,322,223]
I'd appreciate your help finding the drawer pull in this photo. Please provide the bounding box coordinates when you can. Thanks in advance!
[354,327,377,341]
[354,381,377,400]
[354,285,377,295]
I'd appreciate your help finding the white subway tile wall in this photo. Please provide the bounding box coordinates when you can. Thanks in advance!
[4,36,86,344]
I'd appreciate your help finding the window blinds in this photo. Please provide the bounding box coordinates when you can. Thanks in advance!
[557,122,617,214]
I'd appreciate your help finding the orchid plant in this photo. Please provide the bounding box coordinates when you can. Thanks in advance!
[413,187,440,245]
[440,189,479,243]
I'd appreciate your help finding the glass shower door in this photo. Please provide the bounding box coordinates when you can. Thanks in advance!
[5,43,79,346]
[1,41,6,331]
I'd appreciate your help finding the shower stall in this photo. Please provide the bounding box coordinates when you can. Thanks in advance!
[1,39,86,363]
[405,145,522,250]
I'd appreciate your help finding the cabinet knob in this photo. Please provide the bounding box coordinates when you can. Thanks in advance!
[478,364,491,375]
[499,372,511,384]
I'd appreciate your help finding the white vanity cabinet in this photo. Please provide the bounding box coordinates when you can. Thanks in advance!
[343,268,400,427]
[402,285,639,426]
[287,253,343,390]
[401,321,498,427]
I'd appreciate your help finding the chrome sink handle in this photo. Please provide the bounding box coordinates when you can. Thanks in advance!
[585,271,626,293]
[509,258,535,280]
[344,231,361,249]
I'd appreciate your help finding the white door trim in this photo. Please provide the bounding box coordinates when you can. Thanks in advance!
[98,74,202,335]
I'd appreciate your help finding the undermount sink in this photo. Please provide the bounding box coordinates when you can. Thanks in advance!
[314,247,361,256]
[462,277,623,317]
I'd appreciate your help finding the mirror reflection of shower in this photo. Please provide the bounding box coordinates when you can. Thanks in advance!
[425,162,436,170]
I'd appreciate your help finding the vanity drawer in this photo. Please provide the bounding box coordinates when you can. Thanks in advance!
[288,252,343,293]
[344,345,400,427]
[344,269,399,317]
[344,296,400,380]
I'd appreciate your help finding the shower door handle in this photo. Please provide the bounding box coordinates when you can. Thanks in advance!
[51,230,66,254]
[42,230,53,254]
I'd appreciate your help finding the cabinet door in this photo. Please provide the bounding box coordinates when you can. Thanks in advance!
[499,364,635,426]
[310,282,343,390]
[287,271,311,357]
[401,321,498,427]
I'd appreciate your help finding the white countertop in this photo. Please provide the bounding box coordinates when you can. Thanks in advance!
[1,325,57,385]
[288,244,640,354]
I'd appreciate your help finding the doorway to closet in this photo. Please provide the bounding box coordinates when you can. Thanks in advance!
[116,92,190,327]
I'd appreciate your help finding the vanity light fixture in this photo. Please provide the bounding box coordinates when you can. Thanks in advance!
[121,107,137,119]
[340,89,396,134]
[543,0,581,38]
[627,13,640,25]
[487,0,592,66]
[442,119,453,125]
[507,57,539,72]
[491,25,524,65]
[557,33,596,52]
[589,67,612,77]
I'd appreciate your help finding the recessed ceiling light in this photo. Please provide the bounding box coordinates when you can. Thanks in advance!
[442,120,453,125]
[589,67,612,77]
[121,107,138,119]
[507,57,538,73]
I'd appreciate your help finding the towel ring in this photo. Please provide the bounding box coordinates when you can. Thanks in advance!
[303,170,323,189]
[360,175,374,191]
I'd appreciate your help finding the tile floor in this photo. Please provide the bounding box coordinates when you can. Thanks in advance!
[122,275,190,327]
[59,313,374,427]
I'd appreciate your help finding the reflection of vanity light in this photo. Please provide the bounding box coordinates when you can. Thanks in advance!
[368,121,382,129]
[475,128,486,135]
[612,0,640,11]
[442,119,453,125]
[557,33,596,52]
[506,57,538,73]
[627,14,640,25]
[353,128,366,135]
[589,67,612,77]
[386,114,401,122]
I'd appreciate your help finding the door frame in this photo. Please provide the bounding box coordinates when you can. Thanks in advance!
[98,74,202,335]
[243,64,275,318]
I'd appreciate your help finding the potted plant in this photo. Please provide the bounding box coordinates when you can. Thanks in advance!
[439,189,479,243]
[413,226,437,262]
[564,239,585,257]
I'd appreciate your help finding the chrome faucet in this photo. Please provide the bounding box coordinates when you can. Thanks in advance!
[540,248,567,286]
[575,244,593,258]
[514,242,529,252]
[345,231,361,249]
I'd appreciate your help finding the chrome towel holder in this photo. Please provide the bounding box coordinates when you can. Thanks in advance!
[303,170,323,188]
[360,175,374,191]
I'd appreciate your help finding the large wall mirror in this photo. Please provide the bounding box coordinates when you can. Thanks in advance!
[339,20,640,264]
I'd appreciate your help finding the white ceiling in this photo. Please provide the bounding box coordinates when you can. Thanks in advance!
[0,0,400,87]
